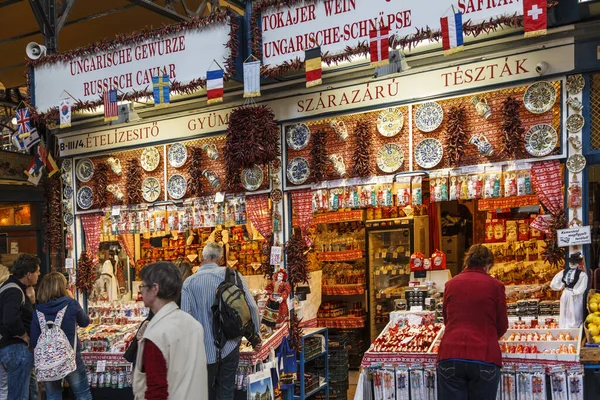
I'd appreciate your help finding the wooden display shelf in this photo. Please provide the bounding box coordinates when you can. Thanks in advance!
[317,316,366,329]
[317,249,363,262]
[322,284,365,296]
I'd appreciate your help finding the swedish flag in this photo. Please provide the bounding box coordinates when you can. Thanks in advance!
[152,75,170,106]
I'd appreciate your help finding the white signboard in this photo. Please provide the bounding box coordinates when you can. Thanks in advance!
[33,23,232,113]
[261,0,524,67]
[557,226,592,248]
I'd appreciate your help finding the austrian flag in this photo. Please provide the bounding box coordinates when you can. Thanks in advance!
[523,0,547,38]
[441,12,464,56]
[369,26,390,67]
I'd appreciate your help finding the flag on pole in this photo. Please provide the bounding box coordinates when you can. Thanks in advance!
[15,108,31,134]
[59,98,71,128]
[24,154,44,186]
[523,0,547,38]
[440,12,464,55]
[206,69,224,104]
[152,75,170,106]
[243,61,261,98]
[103,89,119,122]
[12,128,40,151]
[305,47,322,88]
[369,26,390,67]
[37,137,59,177]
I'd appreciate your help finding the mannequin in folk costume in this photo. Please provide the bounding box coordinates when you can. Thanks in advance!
[264,268,291,328]
[550,252,588,328]
[94,254,120,301]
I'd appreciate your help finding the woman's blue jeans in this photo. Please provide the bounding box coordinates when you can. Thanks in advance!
[44,353,92,400]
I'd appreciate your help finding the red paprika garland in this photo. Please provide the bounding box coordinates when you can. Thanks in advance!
[76,250,96,293]
[285,227,310,289]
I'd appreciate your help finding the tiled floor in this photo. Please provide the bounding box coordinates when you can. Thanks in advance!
[347,370,359,399]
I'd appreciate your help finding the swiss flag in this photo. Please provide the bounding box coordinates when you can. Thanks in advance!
[523,0,547,37]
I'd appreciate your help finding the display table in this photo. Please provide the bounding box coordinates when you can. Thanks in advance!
[239,325,289,365]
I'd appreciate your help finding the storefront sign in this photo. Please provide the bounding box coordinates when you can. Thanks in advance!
[260,0,523,67]
[32,21,233,113]
[557,226,592,247]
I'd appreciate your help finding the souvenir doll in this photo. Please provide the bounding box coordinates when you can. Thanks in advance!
[550,252,588,328]
[263,268,291,328]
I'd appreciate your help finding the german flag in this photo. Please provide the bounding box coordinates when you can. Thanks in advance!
[305,47,322,88]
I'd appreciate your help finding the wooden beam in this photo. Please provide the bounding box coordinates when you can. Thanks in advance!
[126,0,190,22]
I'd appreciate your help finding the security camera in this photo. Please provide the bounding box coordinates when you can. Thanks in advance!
[535,62,549,76]
[26,42,47,60]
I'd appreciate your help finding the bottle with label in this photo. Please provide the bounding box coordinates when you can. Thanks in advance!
[97,366,105,388]
[117,367,125,389]
[104,363,112,388]
[91,367,98,388]
[111,364,118,388]
[126,366,133,387]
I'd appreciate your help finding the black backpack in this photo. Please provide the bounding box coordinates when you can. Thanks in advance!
[211,268,259,351]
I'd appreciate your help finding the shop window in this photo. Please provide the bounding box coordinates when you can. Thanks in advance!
[0,203,32,226]
[590,74,600,151]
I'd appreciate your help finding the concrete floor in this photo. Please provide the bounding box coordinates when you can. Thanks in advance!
[347,370,359,399]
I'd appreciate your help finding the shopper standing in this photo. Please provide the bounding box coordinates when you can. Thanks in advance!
[437,244,508,399]
[0,254,40,400]
[182,242,262,400]
[29,272,91,400]
[133,262,207,400]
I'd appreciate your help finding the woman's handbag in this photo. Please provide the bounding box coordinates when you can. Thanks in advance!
[123,319,150,363]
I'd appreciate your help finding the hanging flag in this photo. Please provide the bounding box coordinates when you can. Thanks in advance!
[24,154,44,186]
[369,26,390,67]
[12,128,40,151]
[206,69,224,104]
[243,61,261,98]
[37,138,59,177]
[152,75,170,106]
[523,0,547,37]
[103,89,119,122]
[15,108,31,134]
[305,47,322,88]
[440,12,464,55]
[59,98,71,128]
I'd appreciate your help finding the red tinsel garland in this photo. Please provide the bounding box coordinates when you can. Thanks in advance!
[26,10,239,124]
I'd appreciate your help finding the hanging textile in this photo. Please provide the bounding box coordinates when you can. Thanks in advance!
[117,233,135,267]
[246,194,273,239]
[80,213,103,265]
[530,160,563,233]
[291,190,313,245]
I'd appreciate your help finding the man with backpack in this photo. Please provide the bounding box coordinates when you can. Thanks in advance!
[182,242,262,400]
[0,254,41,400]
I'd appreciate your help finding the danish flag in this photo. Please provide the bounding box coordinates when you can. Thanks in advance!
[369,26,390,67]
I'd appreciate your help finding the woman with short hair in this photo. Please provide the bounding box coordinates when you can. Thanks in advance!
[437,244,508,399]
[30,272,91,400]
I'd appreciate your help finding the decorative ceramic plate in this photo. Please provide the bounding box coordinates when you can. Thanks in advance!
[241,165,264,191]
[168,143,187,168]
[142,177,161,203]
[566,154,586,173]
[414,102,444,132]
[141,147,161,172]
[75,158,94,182]
[524,124,558,157]
[61,159,72,172]
[286,123,311,150]
[63,185,73,199]
[523,81,556,114]
[77,186,93,210]
[376,143,404,173]
[167,174,187,200]
[566,75,585,95]
[566,114,584,133]
[414,138,443,169]
[286,157,310,185]
[377,108,404,137]
[63,212,74,226]
[271,189,283,203]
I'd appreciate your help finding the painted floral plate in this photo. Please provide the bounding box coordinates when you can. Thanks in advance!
[414,102,444,132]
[63,184,73,199]
[77,186,93,210]
[63,212,74,226]
[241,165,264,191]
[566,75,585,95]
[524,124,558,157]
[523,81,556,114]
[168,143,187,168]
[75,158,94,182]
[141,147,161,172]
[167,174,187,199]
[377,108,404,137]
[286,157,310,185]
[286,123,311,150]
[414,138,443,169]
[142,177,161,203]
[376,143,404,173]
[61,159,72,172]
[566,154,586,173]
[566,114,584,133]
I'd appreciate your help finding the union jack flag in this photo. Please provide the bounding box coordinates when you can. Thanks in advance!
[15,108,31,134]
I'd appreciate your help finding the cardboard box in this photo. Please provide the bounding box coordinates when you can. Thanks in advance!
[441,235,465,264]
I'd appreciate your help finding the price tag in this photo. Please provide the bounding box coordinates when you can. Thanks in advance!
[111,206,121,216]
[214,192,225,203]
[382,270,388,275]
[96,360,106,373]
[381,251,387,258]
[270,246,283,266]
[65,258,74,270]
[391,270,397,275]
[376,293,381,299]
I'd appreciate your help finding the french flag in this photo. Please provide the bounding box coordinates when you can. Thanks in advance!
[440,12,464,55]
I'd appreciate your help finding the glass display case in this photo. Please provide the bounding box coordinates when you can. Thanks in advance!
[367,220,413,341]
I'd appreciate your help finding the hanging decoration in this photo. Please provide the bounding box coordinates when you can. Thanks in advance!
[440,11,464,56]
[351,120,373,177]
[243,59,262,98]
[76,250,96,293]
[305,47,322,88]
[285,227,310,289]
[310,130,328,182]
[541,210,567,268]
[369,26,390,67]
[80,213,102,265]
[206,68,224,104]
[523,0,547,38]
[188,147,203,197]
[500,96,525,159]
[446,105,469,166]
[152,74,171,107]
[125,158,143,205]
[93,162,109,208]
[42,175,62,257]
[289,309,304,353]
[224,106,280,190]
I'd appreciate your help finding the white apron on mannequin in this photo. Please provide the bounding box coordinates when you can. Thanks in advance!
[97,260,119,301]
[550,267,587,328]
